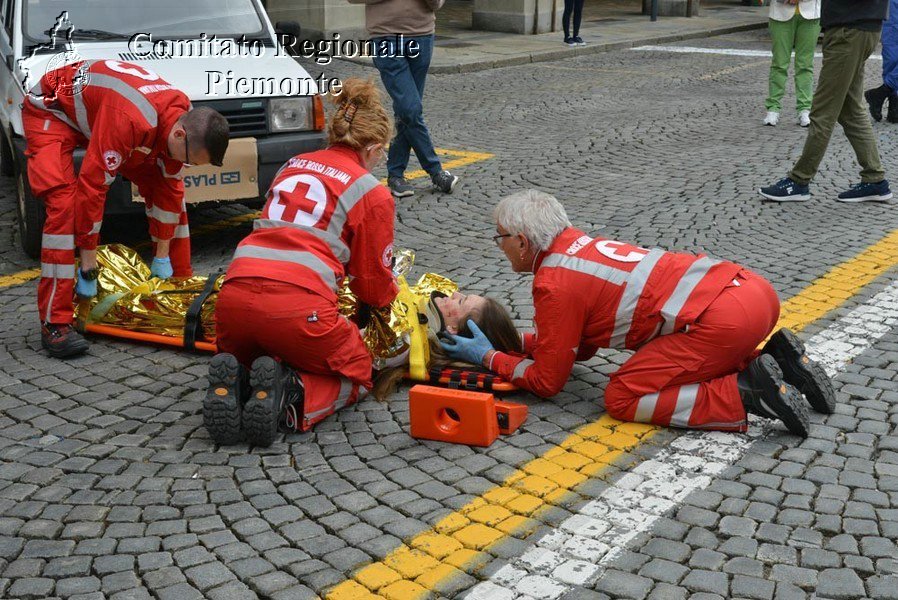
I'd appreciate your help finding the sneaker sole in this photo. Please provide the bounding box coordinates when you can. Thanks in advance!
[836,192,893,203]
[755,355,810,438]
[203,354,244,445]
[758,190,810,202]
[244,356,280,448]
[391,189,415,198]
[764,329,836,414]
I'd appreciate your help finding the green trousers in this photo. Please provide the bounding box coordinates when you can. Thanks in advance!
[790,27,885,185]
[766,14,821,112]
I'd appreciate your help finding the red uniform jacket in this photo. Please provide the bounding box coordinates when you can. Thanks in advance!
[491,227,743,397]
[26,59,191,249]
[225,144,398,307]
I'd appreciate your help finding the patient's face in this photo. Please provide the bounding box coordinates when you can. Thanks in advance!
[434,292,487,334]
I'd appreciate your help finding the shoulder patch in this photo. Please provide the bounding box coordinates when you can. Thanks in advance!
[103,150,123,171]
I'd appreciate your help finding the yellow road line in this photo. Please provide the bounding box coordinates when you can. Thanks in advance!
[0,148,495,291]
[325,228,898,599]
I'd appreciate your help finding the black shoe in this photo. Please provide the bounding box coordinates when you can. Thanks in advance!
[763,328,836,414]
[431,170,459,194]
[203,353,248,445]
[865,85,892,122]
[388,176,415,198]
[738,354,810,438]
[41,323,89,358]
[888,95,898,124]
[244,356,303,446]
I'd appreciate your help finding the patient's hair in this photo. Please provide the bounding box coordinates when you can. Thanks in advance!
[328,78,393,150]
[371,296,522,401]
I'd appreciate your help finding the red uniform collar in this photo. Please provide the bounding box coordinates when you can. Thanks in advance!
[327,143,366,168]
[532,227,586,272]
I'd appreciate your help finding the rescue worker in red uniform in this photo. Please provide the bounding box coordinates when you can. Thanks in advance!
[24,59,230,358]
[206,79,397,447]
[441,190,836,438]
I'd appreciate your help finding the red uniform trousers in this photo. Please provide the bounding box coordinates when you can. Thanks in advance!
[24,108,191,324]
[216,278,372,431]
[604,269,780,432]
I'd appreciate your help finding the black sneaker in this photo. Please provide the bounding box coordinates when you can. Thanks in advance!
[865,84,892,121]
[763,328,835,414]
[244,356,303,447]
[564,36,577,46]
[388,176,414,198]
[738,354,810,438]
[573,36,586,46]
[203,353,248,445]
[758,177,810,202]
[432,170,459,194]
[836,180,893,203]
[41,323,89,358]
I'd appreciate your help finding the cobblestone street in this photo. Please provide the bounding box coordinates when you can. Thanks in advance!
[0,29,897,600]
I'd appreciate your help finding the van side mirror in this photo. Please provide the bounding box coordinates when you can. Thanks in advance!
[275,20,302,56]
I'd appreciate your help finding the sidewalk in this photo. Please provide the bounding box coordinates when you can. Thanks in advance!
[344,0,768,73]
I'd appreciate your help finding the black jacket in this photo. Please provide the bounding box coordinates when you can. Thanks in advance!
[821,0,888,31]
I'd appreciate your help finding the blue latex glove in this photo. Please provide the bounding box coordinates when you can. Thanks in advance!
[150,257,173,279]
[439,319,495,365]
[74,269,97,298]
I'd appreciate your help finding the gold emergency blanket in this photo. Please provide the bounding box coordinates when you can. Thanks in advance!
[83,245,457,359]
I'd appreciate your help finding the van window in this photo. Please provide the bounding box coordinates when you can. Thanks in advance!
[2,0,13,35]
[24,0,266,43]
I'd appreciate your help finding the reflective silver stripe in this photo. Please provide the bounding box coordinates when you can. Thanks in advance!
[658,257,721,336]
[41,234,74,250]
[41,262,75,279]
[540,254,630,286]
[609,248,665,348]
[305,379,356,419]
[326,174,381,237]
[73,92,91,138]
[150,224,189,242]
[146,205,181,224]
[90,73,158,127]
[232,245,337,290]
[634,392,659,422]
[254,219,350,264]
[89,221,103,235]
[669,384,699,428]
[28,93,80,132]
[512,358,534,381]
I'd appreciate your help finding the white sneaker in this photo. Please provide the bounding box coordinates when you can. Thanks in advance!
[764,111,780,126]
[798,110,811,127]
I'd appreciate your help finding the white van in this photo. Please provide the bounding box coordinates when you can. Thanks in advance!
[0,0,327,258]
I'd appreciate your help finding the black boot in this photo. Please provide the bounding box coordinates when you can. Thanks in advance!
[865,84,892,122]
[763,328,835,413]
[203,353,248,445]
[41,323,89,358]
[738,355,810,438]
[244,356,304,447]
[888,94,898,124]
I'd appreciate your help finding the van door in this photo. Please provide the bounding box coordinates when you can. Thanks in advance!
[0,0,15,132]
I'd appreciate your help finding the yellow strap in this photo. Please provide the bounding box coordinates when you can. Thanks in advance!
[396,276,431,380]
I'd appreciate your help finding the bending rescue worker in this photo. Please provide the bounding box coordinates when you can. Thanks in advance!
[24,59,229,359]
[441,189,837,438]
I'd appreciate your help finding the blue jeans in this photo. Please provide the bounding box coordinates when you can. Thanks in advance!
[372,35,442,179]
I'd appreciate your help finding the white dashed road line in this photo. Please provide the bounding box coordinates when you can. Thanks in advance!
[632,45,883,61]
[465,280,898,600]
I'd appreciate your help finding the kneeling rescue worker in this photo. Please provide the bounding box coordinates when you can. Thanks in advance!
[441,190,836,438]
[24,59,230,358]
[205,79,398,447]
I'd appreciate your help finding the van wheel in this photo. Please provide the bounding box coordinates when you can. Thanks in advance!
[15,157,44,259]
[0,131,13,177]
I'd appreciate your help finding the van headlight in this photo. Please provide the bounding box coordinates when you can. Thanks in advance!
[269,97,313,132]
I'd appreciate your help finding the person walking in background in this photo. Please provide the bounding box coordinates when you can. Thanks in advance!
[349,0,460,198]
[764,0,821,127]
[563,0,586,47]
[864,0,898,123]
[759,0,891,203]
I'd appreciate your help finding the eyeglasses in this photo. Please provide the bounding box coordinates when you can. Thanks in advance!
[492,233,512,246]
